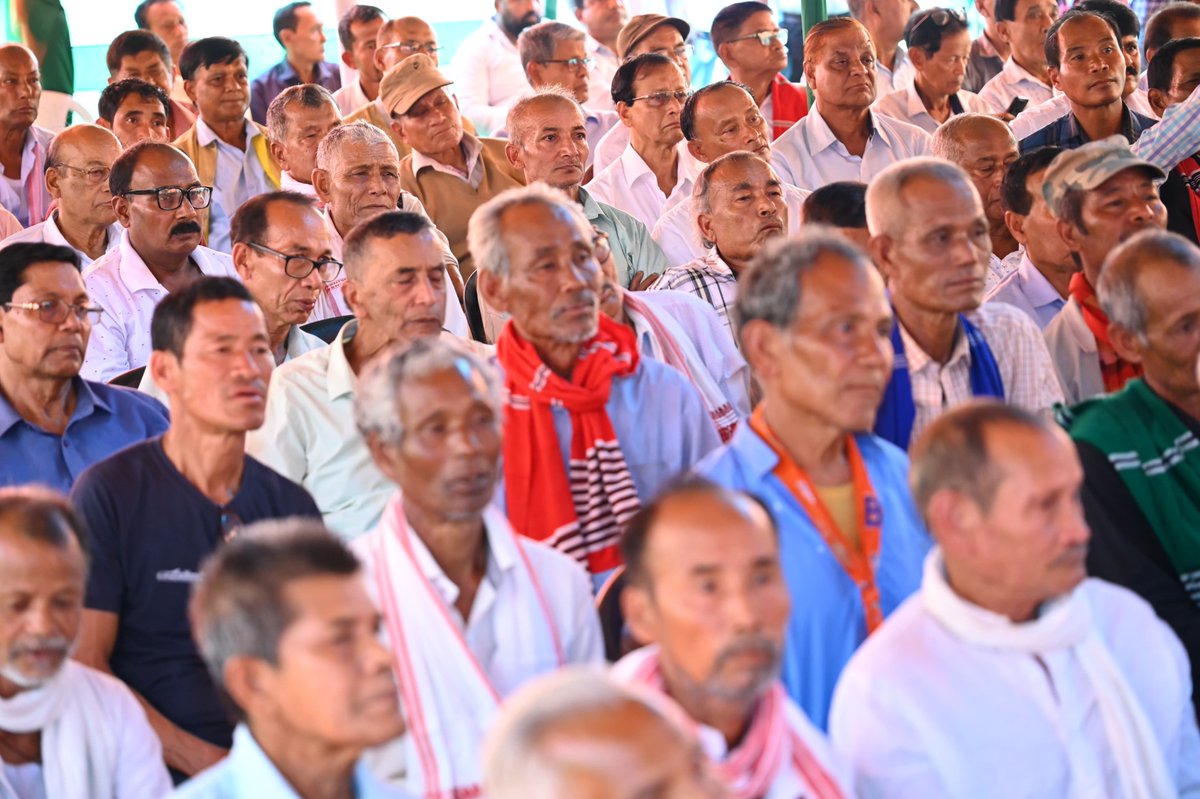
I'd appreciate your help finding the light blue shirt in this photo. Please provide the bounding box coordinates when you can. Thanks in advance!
[173,724,410,798]
[984,253,1067,331]
[697,424,931,730]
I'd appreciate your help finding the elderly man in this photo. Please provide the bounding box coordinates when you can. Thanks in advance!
[586,54,698,231]
[985,146,1073,328]
[977,0,1058,112]
[247,211,475,539]
[505,89,669,292]
[697,231,930,730]
[830,402,1200,797]
[97,79,172,148]
[615,480,850,797]
[175,37,281,253]
[0,242,166,491]
[265,83,342,198]
[771,19,931,192]
[309,121,468,334]
[654,82,809,266]
[0,126,124,268]
[105,30,194,141]
[72,278,320,780]
[931,114,1021,287]
[385,54,526,277]
[1148,38,1200,244]
[867,157,1063,450]
[450,0,542,135]
[472,183,721,578]
[81,141,238,383]
[712,2,809,140]
[0,45,53,227]
[0,487,171,798]
[1019,11,1156,152]
[1059,230,1200,722]
[802,181,870,250]
[332,5,387,117]
[574,0,625,114]
[351,338,601,794]
[250,1,341,125]
[485,669,731,799]
[876,8,993,133]
[654,152,787,337]
[516,21,619,169]
[1043,138,1168,403]
[179,519,406,798]
[847,0,918,93]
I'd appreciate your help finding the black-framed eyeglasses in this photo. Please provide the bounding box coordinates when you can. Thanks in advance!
[122,184,213,211]
[729,28,789,47]
[380,41,442,57]
[539,56,594,71]
[628,89,691,108]
[3,299,104,325]
[247,241,344,282]
[908,8,967,41]
[219,508,242,543]
[52,163,112,184]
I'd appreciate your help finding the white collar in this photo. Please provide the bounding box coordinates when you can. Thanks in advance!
[194,116,260,149]
[1001,57,1053,91]
[805,107,885,156]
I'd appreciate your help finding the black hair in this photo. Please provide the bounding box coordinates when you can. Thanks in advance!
[134,0,174,30]
[1075,0,1140,39]
[802,181,868,227]
[1045,10,1120,71]
[1147,36,1200,92]
[230,191,318,246]
[97,78,170,124]
[106,29,172,75]
[710,2,773,49]
[179,36,248,82]
[337,4,385,52]
[611,52,677,106]
[274,1,313,46]
[1000,146,1062,215]
[0,243,80,304]
[150,277,254,359]
[994,0,1019,24]
[108,140,182,197]
[904,8,969,55]
[1145,3,1200,57]
[0,486,89,561]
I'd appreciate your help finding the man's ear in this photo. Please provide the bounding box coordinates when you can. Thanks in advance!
[868,233,898,284]
[620,581,659,647]
[221,656,276,722]
[342,277,365,319]
[477,268,509,314]
[1148,87,1169,119]
[505,141,525,171]
[995,19,1013,47]
[686,138,706,162]
[616,100,634,129]
[1005,210,1028,245]
[311,168,334,204]
[232,242,254,282]
[112,194,133,229]
[1048,66,1062,91]
[739,318,783,383]
[909,46,928,71]
[390,117,410,145]
[148,349,180,396]
[525,62,543,87]
[269,140,288,172]
[44,167,62,201]
[340,49,356,70]
[1056,217,1082,256]
[1108,322,1146,365]
[183,79,198,106]
[696,215,717,249]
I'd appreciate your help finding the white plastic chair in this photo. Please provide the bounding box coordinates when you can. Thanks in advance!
[35,90,94,132]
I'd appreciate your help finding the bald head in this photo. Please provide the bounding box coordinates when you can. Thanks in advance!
[0,45,40,133]
[47,124,121,169]
[933,114,1019,224]
[45,125,122,227]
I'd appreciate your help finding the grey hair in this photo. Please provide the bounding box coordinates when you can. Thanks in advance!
[690,150,776,249]
[931,113,1013,165]
[315,119,397,172]
[483,668,681,799]
[506,86,582,150]
[354,337,500,445]
[468,182,593,279]
[266,83,338,145]
[1098,229,1200,337]
[517,20,586,70]
[735,227,875,344]
[865,156,976,237]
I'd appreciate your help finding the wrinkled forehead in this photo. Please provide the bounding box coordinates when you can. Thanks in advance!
[809,26,874,62]
[332,139,399,172]
[379,19,436,45]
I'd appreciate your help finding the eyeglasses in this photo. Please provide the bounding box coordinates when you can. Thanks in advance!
[3,299,104,325]
[908,8,967,40]
[628,89,691,108]
[380,41,442,57]
[539,56,594,71]
[648,43,692,61]
[729,28,789,47]
[219,508,242,543]
[52,163,112,184]
[123,184,213,211]
[247,241,344,282]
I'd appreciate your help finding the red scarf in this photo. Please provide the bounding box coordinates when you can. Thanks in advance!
[1068,272,1142,393]
[497,315,641,574]
[769,73,809,140]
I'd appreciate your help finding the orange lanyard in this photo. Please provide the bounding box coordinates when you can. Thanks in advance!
[750,408,884,634]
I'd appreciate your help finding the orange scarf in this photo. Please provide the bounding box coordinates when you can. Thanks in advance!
[1069,272,1142,393]
[750,407,884,633]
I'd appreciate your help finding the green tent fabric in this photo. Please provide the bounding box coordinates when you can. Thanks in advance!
[16,0,73,95]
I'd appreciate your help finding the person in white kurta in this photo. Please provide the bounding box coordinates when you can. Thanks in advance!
[450,15,537,135]
[349,338,602,796]
[613,480,850,799]
[828,403,1200,799]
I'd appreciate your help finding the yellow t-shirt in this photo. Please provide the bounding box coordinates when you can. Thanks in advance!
[815,482,861,553]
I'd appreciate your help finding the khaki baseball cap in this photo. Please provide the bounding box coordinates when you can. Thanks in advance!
[616,14,691,61]
[1042,136,1166,213]
[379,53,453,116]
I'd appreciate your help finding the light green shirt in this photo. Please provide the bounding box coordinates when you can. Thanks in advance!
[577,187,671,288]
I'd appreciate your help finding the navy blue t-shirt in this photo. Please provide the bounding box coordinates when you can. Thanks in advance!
[71,436,321,749]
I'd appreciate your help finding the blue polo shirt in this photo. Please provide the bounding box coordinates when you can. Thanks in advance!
[72,437,321,753]
[697,424,931,730]
[0,378,169,492]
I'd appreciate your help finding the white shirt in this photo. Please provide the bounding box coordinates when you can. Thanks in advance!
[584,34,620,113]
[591,121,630,176]
[0,125,52,227]
[584,140,699,231]
[279,170,319,199]
[1043,296,1104,405]
[81,236,238,383]
[984,252,1067,330]
[977,57,1056,114]
[876,45,917,94]
[770,108,932,191]
[874,82,993,134]
[195,117,275,253]
[829,575,1200,799]
[450,18,530,135]
[333,78,371,118]
[985,251,1016,293]
[0,212,124,269]
[896,301,1065,445]
[651,182,810,266]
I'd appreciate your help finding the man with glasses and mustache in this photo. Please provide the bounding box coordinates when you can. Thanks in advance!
[72,277,320,783]
[712,2,809,141]
[80,141,239,384]
[586,53,698,232]
[1,126,125,269]
[0,487,172,798]
[614,480,851,799]
[0,244,167,492]
[451,0,543,135]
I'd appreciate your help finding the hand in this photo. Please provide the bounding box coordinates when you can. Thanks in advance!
[628,271,659,291]
[995,112,1016,124]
